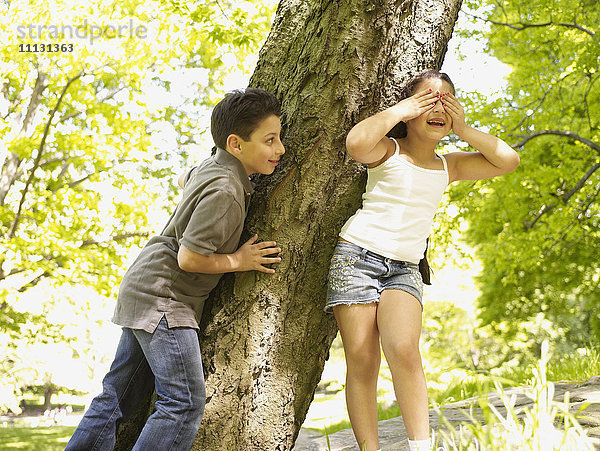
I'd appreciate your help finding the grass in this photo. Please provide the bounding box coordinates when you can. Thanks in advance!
[0,426,75,450]
[317,342,598,450]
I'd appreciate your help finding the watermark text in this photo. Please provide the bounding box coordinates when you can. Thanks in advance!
[16,19,147,44]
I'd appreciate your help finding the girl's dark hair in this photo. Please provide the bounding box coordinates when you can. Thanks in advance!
[386,70,455,139]
[211,87,281,150]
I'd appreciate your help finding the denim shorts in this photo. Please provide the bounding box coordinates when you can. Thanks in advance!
[325,240,424,313]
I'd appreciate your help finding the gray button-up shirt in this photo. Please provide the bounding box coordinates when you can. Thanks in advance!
[112,148,253,332]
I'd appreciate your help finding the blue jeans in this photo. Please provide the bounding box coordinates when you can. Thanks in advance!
[66,316,205,450]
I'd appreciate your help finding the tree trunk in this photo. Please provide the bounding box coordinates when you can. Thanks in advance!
[114,0,462,449]
[43,386,54,411]
[196,0,461,449]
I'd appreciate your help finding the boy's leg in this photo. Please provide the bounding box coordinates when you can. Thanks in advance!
[66,327,154,451]
[333,303,381,451]
[377,289,429,441]
[131,316,205,450]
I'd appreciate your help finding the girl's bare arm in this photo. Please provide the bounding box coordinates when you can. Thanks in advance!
[443,93,520,182]
[346,89,438,164]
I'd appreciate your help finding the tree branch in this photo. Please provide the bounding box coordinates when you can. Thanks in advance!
[0,152,22,206]
[21,71,48,134]
[524,203,556,230]
[583,73,600,130]
[575,182,600,223]
[2,97,25,121]
[524,161,600,230]
[67,173,94,189]
[509,84,554,133]
[59,85,129,124]
[17,271,51,293]
[563,162,600,201]
[7,71,84,239]
[0,266,28,283]
[512,130,600,155]
[0,232,150,286]
[464,12,596,38]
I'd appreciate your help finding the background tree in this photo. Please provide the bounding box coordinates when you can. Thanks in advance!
[443,0,599,355]
[113,0,461,448]
[0,0,274,414]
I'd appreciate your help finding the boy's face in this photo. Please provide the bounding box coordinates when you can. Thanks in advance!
[228,114,285,176]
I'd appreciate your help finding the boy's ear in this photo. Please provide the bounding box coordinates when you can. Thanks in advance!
[226,134,243,155]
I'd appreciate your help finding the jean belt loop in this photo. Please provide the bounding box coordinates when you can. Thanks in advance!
[360,248,368,259]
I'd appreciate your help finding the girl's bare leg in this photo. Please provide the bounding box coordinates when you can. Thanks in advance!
[333,303,381,451]
[377,290,429,440]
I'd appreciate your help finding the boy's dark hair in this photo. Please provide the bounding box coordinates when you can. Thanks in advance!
[387,70,455,140]
[211,87,281,150]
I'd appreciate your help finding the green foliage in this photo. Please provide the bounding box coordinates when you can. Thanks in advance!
[450,0,600,344]
[422,299,570,379]
[502,346,600,384]
[0,0,275,413]
[315,402,403,436]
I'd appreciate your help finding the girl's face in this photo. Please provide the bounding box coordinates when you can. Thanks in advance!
[406,78,455,141]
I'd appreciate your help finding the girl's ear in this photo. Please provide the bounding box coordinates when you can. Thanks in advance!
[226,134,243,155]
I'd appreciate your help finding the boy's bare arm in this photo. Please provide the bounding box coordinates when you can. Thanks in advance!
[177,171,189,188]
[177,172,187,188]
[178,234,281,274]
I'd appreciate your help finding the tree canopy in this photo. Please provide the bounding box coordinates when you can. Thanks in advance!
[447,0,599,348]
[0,0,274,413]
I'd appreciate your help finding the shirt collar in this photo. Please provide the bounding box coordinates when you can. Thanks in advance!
[214,147,254,195]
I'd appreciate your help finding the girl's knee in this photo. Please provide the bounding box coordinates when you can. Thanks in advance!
[345,347,381,378]
[384,340,421,369]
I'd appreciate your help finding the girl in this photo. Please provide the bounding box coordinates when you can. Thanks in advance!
[325,70,519,451]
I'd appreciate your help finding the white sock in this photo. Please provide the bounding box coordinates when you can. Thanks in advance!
[408,438,431,451]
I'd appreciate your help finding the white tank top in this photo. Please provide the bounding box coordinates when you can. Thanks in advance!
[340,138,448,263]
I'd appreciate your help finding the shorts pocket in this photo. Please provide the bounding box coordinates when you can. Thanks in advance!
[407,269,424,296]
[328,253,360,293]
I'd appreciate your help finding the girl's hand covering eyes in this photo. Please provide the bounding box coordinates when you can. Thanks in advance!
[395,89,439,122]
[441,92,467,136]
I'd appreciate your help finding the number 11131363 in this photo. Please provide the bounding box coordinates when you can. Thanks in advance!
[19,43,74,52]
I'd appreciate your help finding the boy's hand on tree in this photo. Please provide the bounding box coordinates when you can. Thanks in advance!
[394,88,439,122]
[234,234,281,273]
[442,92,468,137]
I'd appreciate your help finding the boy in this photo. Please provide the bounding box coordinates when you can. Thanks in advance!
[66,87,285,450]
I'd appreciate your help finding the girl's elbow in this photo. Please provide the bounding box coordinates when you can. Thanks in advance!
[509,152,520,171]
[345,136,371,163]
[345,134,360,158]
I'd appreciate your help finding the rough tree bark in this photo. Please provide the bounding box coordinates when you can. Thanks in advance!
[114,0,462,449]
[196,0,462,448]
